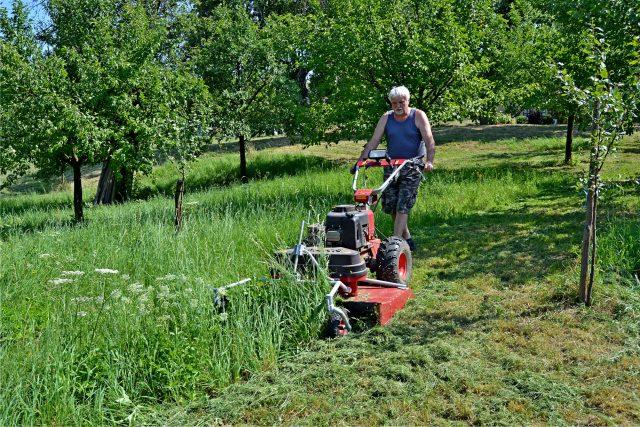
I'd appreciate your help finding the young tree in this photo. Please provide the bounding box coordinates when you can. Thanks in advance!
[558,33,638,305]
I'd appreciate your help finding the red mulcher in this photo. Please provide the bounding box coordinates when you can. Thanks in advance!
[277,149,420,336]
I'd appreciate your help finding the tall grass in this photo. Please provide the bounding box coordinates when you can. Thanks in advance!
[598,216,640,281]
[0,151,578,424]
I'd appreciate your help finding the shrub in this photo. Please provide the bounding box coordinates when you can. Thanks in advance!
[516,115,527,124]
[496,113,513,124]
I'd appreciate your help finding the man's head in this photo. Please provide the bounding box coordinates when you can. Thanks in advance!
[388,86,410,116]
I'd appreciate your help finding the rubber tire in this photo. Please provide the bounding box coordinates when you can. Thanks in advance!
[375,236,412,285]
[326,313,344,338]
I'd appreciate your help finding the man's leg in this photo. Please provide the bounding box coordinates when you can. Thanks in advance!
[391,212,410,239]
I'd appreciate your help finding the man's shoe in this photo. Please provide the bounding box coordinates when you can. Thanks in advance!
[406,237,416,251]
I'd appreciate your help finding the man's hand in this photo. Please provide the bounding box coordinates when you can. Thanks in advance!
[423,161,434,173]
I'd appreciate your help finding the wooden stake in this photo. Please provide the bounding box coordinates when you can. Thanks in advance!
[175,178,185,232]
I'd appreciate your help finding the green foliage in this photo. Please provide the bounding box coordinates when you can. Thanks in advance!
[516,115,528,124]
[191,5,303,141]
[297,0,506,143]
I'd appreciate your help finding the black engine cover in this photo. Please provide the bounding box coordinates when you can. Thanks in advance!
[325,205,369,250]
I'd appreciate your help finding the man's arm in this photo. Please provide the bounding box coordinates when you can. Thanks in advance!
[415,109,435,172]
[357,113,388,162]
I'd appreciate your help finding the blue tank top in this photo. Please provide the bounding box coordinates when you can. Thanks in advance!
[384,108,426,159]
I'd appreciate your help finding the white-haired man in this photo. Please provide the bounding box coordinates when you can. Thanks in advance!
[355,86,435,251]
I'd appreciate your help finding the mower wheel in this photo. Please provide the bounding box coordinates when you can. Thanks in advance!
[326,313,347,338]
[375,236,412,285]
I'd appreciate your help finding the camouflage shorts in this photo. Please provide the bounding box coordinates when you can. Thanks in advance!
[381,161,424,214]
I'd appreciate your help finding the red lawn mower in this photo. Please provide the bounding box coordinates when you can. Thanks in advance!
[276,149,421,336]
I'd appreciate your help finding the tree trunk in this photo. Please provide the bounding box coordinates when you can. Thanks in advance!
[585,188,598,306]
[114,167,133,203]
[239,134,248,184]
[564,113,575,164]
[174,179,185,232]
[94,160,115,205]
[72,162,84,222]
[579,185,595,303]
[94,160,133,204]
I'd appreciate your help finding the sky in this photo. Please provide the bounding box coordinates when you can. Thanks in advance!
[1,0,46,21]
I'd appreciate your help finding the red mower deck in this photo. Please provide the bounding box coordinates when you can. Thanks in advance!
[342,286,415,325]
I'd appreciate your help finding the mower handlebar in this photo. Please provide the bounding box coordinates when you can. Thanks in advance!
[356,158,406,168]
[351,156,424,196]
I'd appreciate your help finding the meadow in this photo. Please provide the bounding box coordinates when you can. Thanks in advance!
[0,124,638,425]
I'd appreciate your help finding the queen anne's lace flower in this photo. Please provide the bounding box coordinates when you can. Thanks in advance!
[61,271,84,276]
[95,268,119,274]
[49,278,74,285]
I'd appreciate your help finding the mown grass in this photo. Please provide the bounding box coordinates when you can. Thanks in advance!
[0,125,638,424]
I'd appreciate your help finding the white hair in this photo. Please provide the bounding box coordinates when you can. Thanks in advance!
[388,86,410,101]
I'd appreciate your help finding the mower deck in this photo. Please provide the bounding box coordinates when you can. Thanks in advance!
[342,285,415,325]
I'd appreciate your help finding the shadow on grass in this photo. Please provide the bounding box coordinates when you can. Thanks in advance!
[203,136,293,154]
[135,154,338,199]
[432,124,577,144]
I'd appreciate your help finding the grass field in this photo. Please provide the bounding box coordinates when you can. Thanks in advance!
[0,124,638,425]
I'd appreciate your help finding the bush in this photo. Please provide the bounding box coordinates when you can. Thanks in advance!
[496,113,513,124]
[516,115,527,124]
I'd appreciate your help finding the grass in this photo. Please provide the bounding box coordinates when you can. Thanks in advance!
[0,124,638,424]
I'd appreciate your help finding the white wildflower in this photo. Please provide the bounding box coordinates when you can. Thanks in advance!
[219,312,228,322]
[95,268,119,274]
[156,274,177,281]
[179,274,187,283]
[138,292,150,303]
[121,296,131,304]
[184,201,199,206]
[116,391,131,405]
[49,278,74,285]
[158,315,171,322]
[189,298,198,308]
[61,270,84,276]
[77,311,88,317]
[95,295,105,304]
[121,274,130,280]
[71,296,93,303]
[185,287,193,294]
[109,289,122,300]
[128,282,144,294]
[39,253,51,259]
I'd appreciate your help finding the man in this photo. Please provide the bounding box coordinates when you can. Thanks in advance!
[355,86,435,251]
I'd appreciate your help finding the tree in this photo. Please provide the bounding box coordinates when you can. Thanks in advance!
[558,32,638,305]
[1,0,209,220]
[0,0,39,187]
[192,5,303,182]
[528,0,640,163]
[295,0,505,144]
